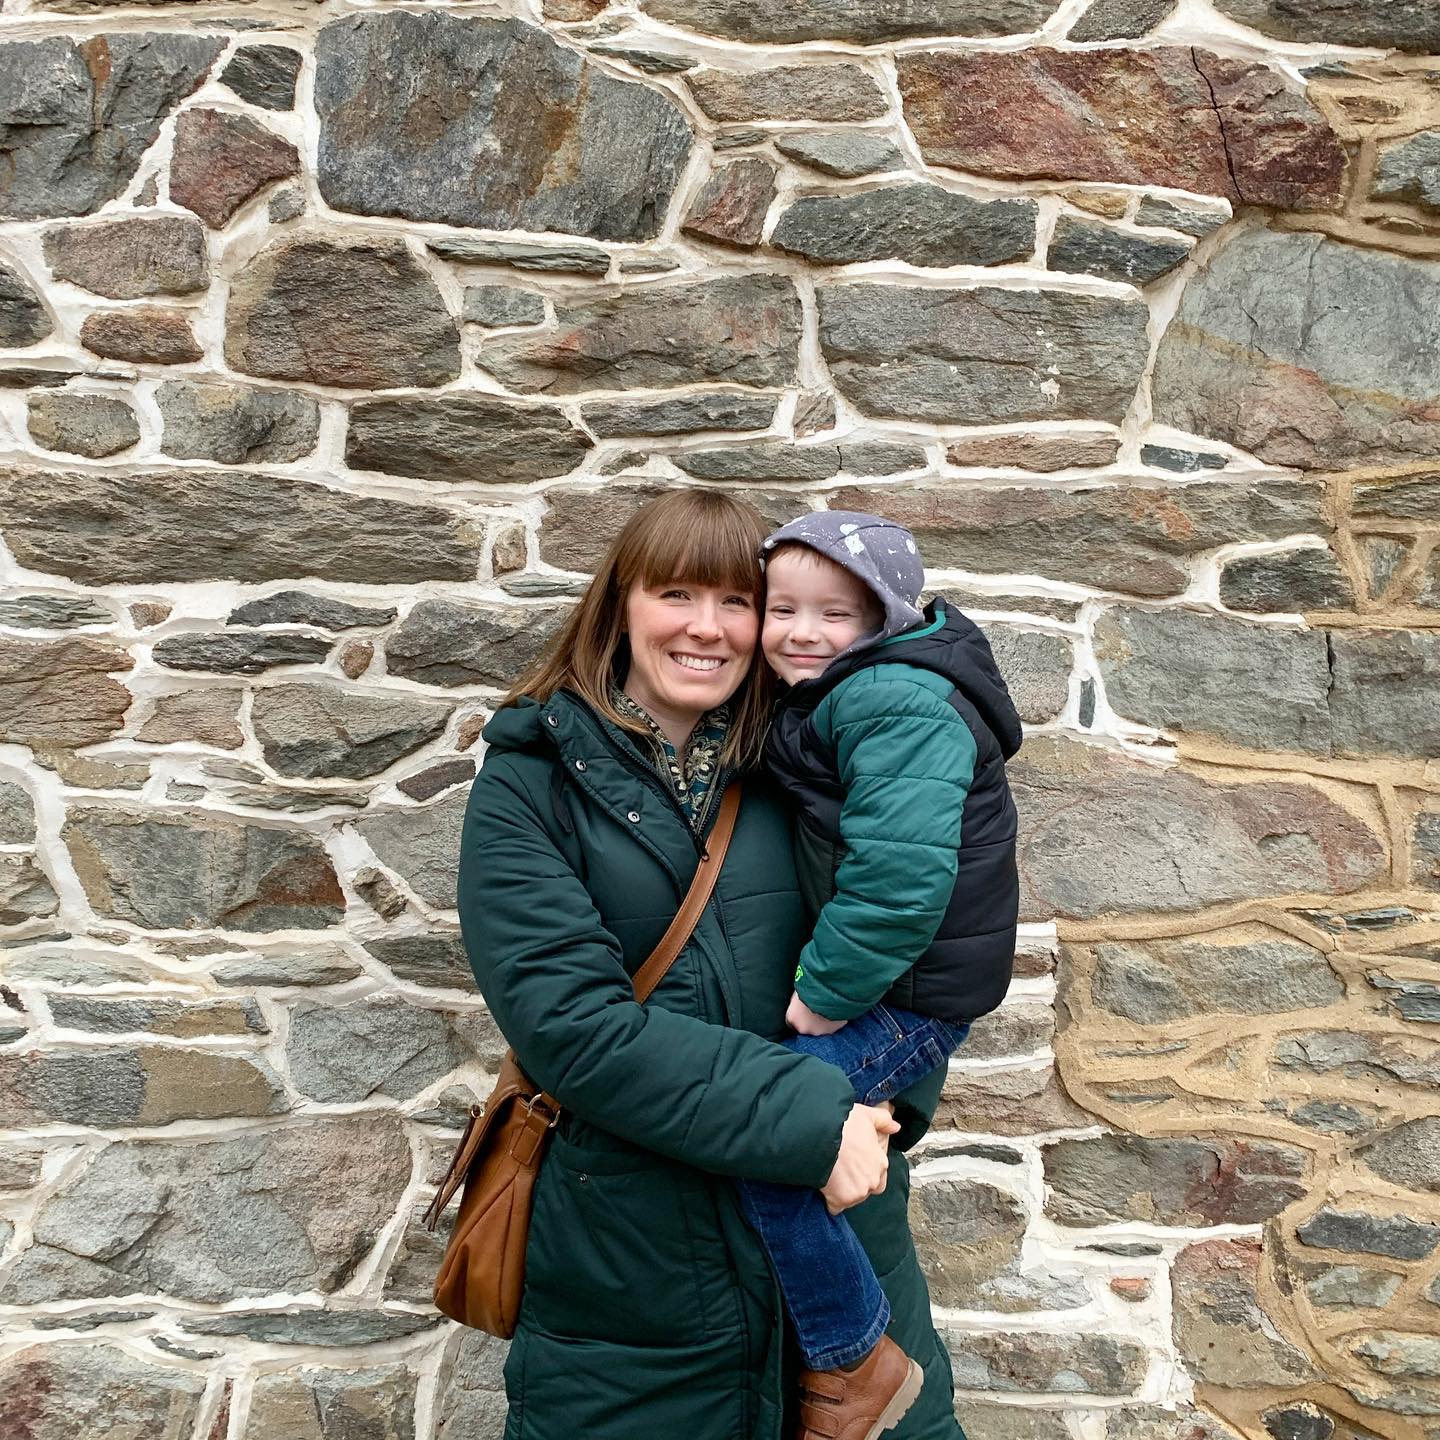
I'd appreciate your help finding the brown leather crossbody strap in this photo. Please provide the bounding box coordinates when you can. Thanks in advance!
[632,782,742,1003]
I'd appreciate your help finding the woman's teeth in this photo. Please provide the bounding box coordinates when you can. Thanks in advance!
[673,655,723,671]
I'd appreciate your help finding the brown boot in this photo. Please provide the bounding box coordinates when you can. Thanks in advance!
[795,1335,924,1440]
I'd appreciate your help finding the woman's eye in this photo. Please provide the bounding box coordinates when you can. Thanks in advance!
[661,589,689,600]
[724,595,753,609]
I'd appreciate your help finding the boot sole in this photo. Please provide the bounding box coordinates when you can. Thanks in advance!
[862,1359,924,1440]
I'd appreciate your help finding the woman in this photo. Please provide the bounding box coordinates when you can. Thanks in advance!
[456,490,963,1439]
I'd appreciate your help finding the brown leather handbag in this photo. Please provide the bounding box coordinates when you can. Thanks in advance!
[425,783,743,1334]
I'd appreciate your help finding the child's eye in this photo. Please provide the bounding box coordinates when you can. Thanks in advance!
[768,604,794,617]
[826,610,856,620]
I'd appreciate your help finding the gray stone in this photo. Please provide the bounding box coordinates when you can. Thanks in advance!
[80,308,202,366]
[437,1331,511,1440]
[135,688,244,749]
[1350,1331,1440,1379]
[0,34,223,220]
[227,233,460,389]
[961,1004,1055,1060]
[1361,1116,1440,1195]
[287,1000,475,1103]
[153,632,330,675]
[945,432,1119,472]
[355,867,411,920]
[1044,1135,1307,1227]
[1134,196,1230,236]
[1213,1,1440,51]
[156,379,319,465]
[775,131,904,178]
[210,949,364,988]
[0,781,35,844]
[0,1141,45,1190]
[0,1344,206,1440]
[951,1403,1072,1440]
[43,216,207,299]
[185,1309,438,1344]
[1,1116,411,1304]
[590,46,697,75]
[386,600,566,689]
[818,284,1149,424]
[0,853,59,926]
[428,237,611,274]
[64,806,344,931]
[941,1329,1147,1395]
[463,286,545,328]
[365,933,473,989]
[483,275,801,394]
[1275,1030,1440,1090]
[1088,936,1342,1022]
[682,157,777,249]
[1069,0,1176,40]
[1173,1239,1314,1386]
[269,187,305,223]
[398,758,476,802]
[1303,1265,1402,1309]
[356,790,469,909]
[1108,1406,1247,1439]
[170,107,300,229]
[1373,130,1440,212]
[1353,474,1440,521]
[0,262,52,346]
[0,465,483,585]
[317,13,691,243]
[249,1366,417,1440]
[1329,628,1440,761]
[1219,547,1353,613]
[687,64,887,123]
[1140,444,1227,472]
[582,391,778,437]
[1419,549,1440,610]
[1369,973,1440,1023]
[909,1175,1027,1304]
[983,628,1071,725]
[229,592,397,630]
[1010,736,1386,919]
[1094,606,1332,753]
[0,635,133,749]
[0,594,110,629]
[1153,230,1440,468]
[1049,217,1190,285]
[221,44,302,111]
[346,395,592,483]
[252,684,449,780]
[773,186,1035,268]
[639,0,1058,42]
[0,1047,285,1127]
[47,996,264,1038]
[27,393,139,458]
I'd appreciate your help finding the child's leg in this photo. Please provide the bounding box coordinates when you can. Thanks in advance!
[736,1005,968,1370]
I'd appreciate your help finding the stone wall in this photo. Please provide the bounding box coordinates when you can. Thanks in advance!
[0,0,1437,1437]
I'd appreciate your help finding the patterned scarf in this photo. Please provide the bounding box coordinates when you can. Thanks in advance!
[610,684,730,830]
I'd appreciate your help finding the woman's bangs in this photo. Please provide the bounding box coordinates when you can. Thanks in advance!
[633,496,764,596]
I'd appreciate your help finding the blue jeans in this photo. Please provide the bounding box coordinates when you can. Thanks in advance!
[738,1003,968,1369]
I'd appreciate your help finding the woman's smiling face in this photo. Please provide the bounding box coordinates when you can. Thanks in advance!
[622,579,759,741]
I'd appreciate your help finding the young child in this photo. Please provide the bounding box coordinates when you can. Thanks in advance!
[739,511,1022,1440]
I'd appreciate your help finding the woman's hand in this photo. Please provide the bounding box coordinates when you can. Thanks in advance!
[821,1103,900,1215]
[787,990,847,1036]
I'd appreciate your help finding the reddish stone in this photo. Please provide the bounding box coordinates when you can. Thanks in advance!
[171,108,300,229]
[339,640,373,679]
[1110,1276,1152,1302]
[0,637,133,748]
[80,308,201,365]
[681,157,777,249]
[898,47,1343,209]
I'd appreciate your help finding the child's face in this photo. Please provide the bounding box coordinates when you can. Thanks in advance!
[762,548,884,685]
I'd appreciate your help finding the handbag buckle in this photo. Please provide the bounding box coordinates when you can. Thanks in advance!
[525,1094,560,1128]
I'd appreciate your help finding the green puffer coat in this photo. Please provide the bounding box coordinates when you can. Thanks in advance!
[457,691,964,1440]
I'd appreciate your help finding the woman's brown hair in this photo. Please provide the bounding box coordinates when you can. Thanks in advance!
[503,489,773,768]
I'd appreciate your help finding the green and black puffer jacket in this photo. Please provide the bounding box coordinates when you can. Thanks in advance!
[456,690,964,1440]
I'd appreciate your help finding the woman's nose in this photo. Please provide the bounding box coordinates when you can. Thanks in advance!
[687,601,722,639]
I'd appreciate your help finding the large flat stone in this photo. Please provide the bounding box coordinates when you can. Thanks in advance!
[182,1310,438,1344]
[1214,1,1440,51]
[1095,606,1332,753]
[0,465,481,585]
[135,688,242,749]
[385,600,566,689]
[1328,628,1440,761]
[253,684,449,780]
[48,995,264,1038]
[157,379,319,465]
[1218,546,1354,613]
[1011,736,1386,919]
[287,1001,476,1102]
[1069,0,1176,40]
[482,275,801,394]
[1361,1116,1440,1196]
[0,34,223,220]
[27,393,139,459]
[65,806,344,931]
[0,1047,285,1127]
[346,395,591,483]
[1296,1207,1440,1261]
[355,789,468,909]
[0,262,52,345]
[246,1366,418,1440]
[774,131,904,178]
[221,44,302,112]
[316,13,691,242]
[942,1329,1148,1395]
[0,636,132,748]
[581,391,778,437]
[81,308,201,366]
[0,1344,205,1440]
[831,480,1325,597]
[772,185,1034,268]
[899,48,1344,208]
[1048,217,1190,286]
[817,284,1149,424]
[226,233,460,390]
[983,628,1071,724]
[1373,130,1440,212]
[152,631,331,675]
[1086,934,1342,1022]
[0,1116,411,1304]
[909,1175,1027,1306]
[687,64,887,122]
[1153,230,1440,468]
[436,1331,510,1440]
[640,0,1057,41]
[1044,1135,1307,1227]
[230,593,397,631]
[43,216,207,299]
